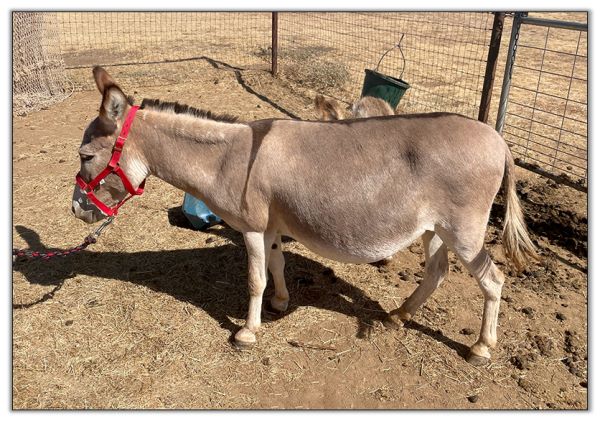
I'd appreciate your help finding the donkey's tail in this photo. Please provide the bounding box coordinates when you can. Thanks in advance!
[502,146,539,271]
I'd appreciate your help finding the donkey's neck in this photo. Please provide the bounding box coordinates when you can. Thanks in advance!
[134,110,249,200]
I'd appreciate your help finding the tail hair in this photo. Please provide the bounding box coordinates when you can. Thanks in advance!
[502,147,540,271]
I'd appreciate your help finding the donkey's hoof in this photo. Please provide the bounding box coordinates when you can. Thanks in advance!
[384,308,413,330]
[234,327,256,349]
[390,308,412,321]
[467,352,490,366]
[383,314,401,330]
[397,309,412,322]
[268,296,289,313]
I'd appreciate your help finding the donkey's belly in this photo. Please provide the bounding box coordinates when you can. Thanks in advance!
[278,223,427,264]
[299,235,420,264]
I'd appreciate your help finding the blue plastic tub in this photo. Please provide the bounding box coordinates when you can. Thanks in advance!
[182,193,222,230]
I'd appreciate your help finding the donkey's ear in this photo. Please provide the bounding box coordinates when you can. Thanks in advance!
[99,85,128,126]
[93,66,128,126]
[93,66,117,94]
[325,101,342,120]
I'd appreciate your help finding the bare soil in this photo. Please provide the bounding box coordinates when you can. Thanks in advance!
[12,59,587,409]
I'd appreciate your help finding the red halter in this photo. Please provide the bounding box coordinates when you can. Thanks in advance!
[75,105,146,217]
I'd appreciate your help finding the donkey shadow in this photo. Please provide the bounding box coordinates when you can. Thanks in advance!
[13,224,388,341]
[13,223,471,358]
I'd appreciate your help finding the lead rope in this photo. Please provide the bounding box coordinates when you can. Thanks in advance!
[12,216,114,262]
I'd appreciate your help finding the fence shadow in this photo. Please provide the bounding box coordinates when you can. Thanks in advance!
[75,55,302,120]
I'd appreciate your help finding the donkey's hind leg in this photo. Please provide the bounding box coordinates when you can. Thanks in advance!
[268,234,289,312]
[385,231,448,328]
[438,225,505,366]
[462,248,505,365]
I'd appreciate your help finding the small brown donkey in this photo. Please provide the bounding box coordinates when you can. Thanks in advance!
[314,94,395,121]
[72,67,537,365]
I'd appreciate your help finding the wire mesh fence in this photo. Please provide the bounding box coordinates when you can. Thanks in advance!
[276,12,495,119]
[499,14,587,189]
[53,12,272,90]
[13,13,73,115]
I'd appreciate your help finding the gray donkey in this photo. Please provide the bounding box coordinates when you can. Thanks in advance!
[73,67,537,365]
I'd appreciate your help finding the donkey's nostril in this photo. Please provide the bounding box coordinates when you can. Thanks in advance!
[71,205,76,214]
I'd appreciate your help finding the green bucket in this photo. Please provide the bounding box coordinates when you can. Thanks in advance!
[361,35,410,109]
[361,69,410,109]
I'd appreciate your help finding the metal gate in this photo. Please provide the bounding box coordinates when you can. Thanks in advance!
[495,12,587,192]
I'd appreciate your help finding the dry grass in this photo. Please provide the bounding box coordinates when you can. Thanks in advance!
[256,45,350,90]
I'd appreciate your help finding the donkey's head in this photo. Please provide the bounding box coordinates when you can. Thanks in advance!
[72,67,147,223]
[314,94,348,121]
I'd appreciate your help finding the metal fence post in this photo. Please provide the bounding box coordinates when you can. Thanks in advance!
[478,12,505,123]
[271,12,279,76]
[495,12,526,133]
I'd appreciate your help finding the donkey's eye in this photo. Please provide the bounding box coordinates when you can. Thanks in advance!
[80,154,94,162]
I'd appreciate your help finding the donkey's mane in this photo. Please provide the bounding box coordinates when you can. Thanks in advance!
[140,98,239,124]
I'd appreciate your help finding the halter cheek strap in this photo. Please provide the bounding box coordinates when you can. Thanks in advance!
[75,105,146,217]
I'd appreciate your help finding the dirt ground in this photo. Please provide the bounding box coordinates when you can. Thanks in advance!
[11,60,587,409]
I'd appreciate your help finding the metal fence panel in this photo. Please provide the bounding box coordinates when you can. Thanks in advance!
[497,13,587,190]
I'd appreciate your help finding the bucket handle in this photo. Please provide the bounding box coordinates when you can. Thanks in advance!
[374,34,407,80]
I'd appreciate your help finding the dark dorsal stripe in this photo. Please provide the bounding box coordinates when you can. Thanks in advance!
[140,98,239,123]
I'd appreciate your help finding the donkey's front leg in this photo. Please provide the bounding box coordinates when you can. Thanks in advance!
[235,231,275,348]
